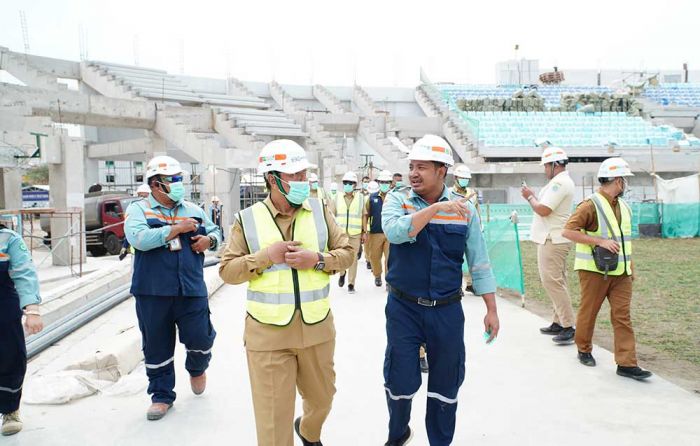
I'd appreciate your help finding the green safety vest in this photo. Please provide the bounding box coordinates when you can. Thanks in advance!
[574,193,632,276]
[238,199,330,326]
[336,192,364,236]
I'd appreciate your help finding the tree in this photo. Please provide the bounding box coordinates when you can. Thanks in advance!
[22,165,49,186]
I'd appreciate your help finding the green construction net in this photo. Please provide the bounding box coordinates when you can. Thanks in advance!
[480,218,525,295]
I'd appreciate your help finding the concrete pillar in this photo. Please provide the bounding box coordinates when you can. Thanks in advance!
[0,169,22,210]
[47,135,86,266]
[202,165,239,232]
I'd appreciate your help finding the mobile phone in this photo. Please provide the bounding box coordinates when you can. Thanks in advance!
[521,180,527,188]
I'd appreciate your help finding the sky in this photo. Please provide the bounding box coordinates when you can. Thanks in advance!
[1,0,698,87]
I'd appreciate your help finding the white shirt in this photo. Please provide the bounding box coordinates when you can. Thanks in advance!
[530,171,575,244]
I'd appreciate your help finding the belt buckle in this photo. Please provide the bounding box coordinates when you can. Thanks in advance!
[416,297,436,307]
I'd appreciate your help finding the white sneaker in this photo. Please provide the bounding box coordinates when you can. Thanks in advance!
[1,411,23,436]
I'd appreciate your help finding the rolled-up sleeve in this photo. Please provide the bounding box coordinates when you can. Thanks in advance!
[465,205,497,295]
[124,202,170,251]
[381,191,416,244]
[7,234,41,309]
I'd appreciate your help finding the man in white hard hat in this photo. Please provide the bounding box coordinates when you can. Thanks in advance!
[361,171,393,288]
[210,195,224,242]
[521,147,577,345]
[329,182,338,200]
[451,164,481,294]
[381,134,499,445]
[562,157,652,380]
[219,140,354,446]
[308,172,326,200]
[124,155,222,420]
[333,171,364,294]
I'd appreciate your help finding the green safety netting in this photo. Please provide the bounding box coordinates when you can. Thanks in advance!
[479,218,525,295]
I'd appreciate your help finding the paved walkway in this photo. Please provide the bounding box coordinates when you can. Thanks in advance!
[8,262,700,445]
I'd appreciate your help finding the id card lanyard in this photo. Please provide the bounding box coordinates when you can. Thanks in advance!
[157,206,181,251]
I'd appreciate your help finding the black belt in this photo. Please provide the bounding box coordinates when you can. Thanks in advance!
[387,284,462,307]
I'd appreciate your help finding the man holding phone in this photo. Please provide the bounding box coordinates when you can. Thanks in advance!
[125,155,221,420]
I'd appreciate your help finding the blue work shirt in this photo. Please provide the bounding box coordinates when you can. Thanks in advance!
[382,185,496,298]
[125,194,222,297]
[0,228,41,309]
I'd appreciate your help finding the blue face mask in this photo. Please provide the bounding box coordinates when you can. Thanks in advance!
[395,181,403,188]
[275,176,310,207]
[311,182,319,191]
[164,181,186,202]
[362,183,369,190]
[343,184,354,194]
[457,178,470,188]
[379,183,390,193]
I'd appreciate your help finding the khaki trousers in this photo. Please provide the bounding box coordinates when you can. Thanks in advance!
[246,339,336,446]
[575,271,637,366]
[537,240,575,328]
[342,235,361,285]
[367,233,389,279]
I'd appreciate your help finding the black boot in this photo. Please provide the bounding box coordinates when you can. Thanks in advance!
[578,351,596,367]
[294,417,323,446]
[366,261,372,270]
[338,274,345,287]
[617,366,652,381]
[348,284,355,294]
[540,322,563,335]
[375,276,382,287]
[384,427,412,446]
[552,327,575,345]
[419,356,429,374]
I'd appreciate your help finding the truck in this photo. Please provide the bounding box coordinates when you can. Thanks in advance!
[42,191,140,257]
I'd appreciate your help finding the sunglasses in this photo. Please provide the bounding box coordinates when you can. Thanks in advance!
[160,175,183,184]
[342,181,355,186]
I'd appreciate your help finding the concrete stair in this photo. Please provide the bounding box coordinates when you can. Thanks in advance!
[352,85,401,133]
[0,48,67,91]
[312,84,347,114]
[358,120,407,169]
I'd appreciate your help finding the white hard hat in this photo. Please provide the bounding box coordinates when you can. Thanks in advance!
[330,182,338,192]
[136,184,150,194]
[308,172,319,182]
[367,180,379,194]
[453,164,472,179]
[211,195,220,202]
[146,155,184,179]
[377,170,393,182]
[408,134,454,166]
[257,139,316,175]
[540,147,569,165]
[598,157,634,178]
[342,171,358,183]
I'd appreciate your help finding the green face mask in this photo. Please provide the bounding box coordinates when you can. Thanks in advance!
[379,183,390,193]
[311,182,319,191]
[395,181,403,188]
[457,178,469,188]
[274,175,310,207]
[343,184,354,194]
[162,181,185,202]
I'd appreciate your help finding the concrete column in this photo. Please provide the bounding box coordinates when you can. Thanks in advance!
[202,165,239,231]
[47,135,86,266]
[0,169,22,210]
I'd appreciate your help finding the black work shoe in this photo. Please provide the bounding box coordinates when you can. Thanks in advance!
[338,274,346,288]
[578,351,596,367]
[348,284,355,294]
[540,322,564,335]
[294,417,323,446]
[464,284,475,294]
[617,366,652,381]
[385,427,413,446]
[552,327,576,345]
[366,261,372,270]
[419,356,429,374]
[375,277,382,287]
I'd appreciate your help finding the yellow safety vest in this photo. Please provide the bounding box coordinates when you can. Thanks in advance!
[238,199,331,326]
[336,192,364,236]
[574,193,633,276]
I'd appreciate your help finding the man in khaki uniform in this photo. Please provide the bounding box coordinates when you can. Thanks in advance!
[329,171,364,294]
[521,147,577,345]
[451,164,481,293]
[219,140,354,446]
[362,170,393,287]
[562,157,652,381]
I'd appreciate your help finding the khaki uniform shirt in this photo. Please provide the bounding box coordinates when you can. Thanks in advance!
[530,171,576,244]
[219,196,354,351]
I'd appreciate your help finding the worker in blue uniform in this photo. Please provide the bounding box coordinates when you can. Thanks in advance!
[0,224,43,436]
[381,135,500,446]
[124,155,222,421]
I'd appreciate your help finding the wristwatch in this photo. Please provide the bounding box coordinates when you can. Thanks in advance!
[313,252,326,271]
[208,235,217,250]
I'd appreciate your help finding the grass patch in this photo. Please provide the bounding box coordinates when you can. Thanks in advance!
[520,238,700,366]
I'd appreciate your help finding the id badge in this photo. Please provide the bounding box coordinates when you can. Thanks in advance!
[169,237,182,251]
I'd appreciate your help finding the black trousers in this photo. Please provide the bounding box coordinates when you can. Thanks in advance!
[0,299,26,414]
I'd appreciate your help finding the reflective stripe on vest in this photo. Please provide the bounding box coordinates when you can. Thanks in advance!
[239,199,330,326]
[336,192,364,235]
[574,193,632,275]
